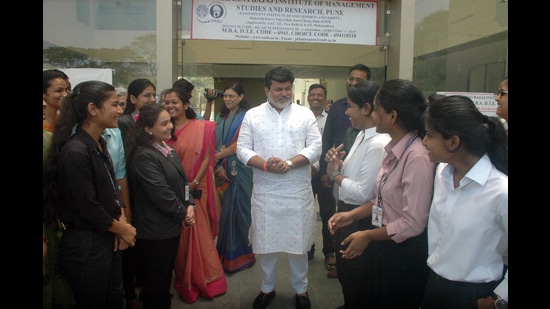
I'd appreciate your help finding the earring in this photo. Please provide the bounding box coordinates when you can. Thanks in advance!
[148,132,153,135]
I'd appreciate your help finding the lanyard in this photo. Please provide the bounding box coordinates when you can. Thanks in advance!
[377,134,418,207]
[95,148,117,195]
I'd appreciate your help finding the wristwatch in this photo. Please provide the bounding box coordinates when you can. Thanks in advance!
[329,170,341,182]
[491,293,508,309]
[286,160,293,169]
[193,179,199,185]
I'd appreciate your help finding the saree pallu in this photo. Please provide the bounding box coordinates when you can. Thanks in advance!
[169,119,226,303]
[215,155,255,273]
[173,202,227,303]
[214,110,255,272]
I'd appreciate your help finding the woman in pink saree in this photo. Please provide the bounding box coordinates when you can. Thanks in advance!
[161,88,227,304]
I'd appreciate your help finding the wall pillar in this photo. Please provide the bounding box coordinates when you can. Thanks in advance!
[156,1,179,90]
[386,0,415,80]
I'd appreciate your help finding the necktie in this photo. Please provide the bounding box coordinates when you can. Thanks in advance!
[344,129,365,162]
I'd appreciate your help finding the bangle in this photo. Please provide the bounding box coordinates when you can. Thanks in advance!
[43,237,49,244]
[263,162,268,172]
[193,179,199,185]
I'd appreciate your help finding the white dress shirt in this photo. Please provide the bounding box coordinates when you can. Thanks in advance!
[334,127,390,205]
[427,154,508,286]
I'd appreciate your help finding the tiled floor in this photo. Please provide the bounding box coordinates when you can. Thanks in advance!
[129,212,344,309]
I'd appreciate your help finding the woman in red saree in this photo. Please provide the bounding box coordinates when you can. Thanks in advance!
[161,87,227,304]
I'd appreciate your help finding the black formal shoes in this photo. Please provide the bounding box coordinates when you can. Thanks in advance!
[295,292,311,309]
[253,290,276,309]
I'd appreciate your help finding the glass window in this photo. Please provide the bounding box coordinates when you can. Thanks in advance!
[413,0,508,95]
[44,0,507,105]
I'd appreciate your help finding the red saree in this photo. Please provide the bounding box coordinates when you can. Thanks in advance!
[168,119,226,304]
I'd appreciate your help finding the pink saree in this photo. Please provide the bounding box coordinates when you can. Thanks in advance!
[168,119,226,304]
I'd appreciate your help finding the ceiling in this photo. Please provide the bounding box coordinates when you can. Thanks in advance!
[178,40,386,81]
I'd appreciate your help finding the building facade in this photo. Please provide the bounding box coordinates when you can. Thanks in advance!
[43,0,508,115]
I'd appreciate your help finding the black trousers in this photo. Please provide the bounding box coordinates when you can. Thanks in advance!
[334,201,374,308]
[122,245,139,300]
[137,235,181,309]
[60,228,123,309]
[364,229,429,308]
[421,265,508,309]
[335,200,429,309]
[311,174,337,256]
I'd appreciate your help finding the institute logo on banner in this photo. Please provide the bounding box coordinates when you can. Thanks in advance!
[195,2,226,23]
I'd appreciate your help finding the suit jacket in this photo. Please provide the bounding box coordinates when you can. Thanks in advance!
[128,145,194,240]
[118,114,135,140]
[320,96,351,176]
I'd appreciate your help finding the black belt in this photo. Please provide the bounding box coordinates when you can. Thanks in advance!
[337,200,362,212]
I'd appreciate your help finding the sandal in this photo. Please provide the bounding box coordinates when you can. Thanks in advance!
[325,255,336,271]
[327,267,338,279]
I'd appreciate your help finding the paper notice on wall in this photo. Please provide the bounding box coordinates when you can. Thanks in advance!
[437,92,498,116]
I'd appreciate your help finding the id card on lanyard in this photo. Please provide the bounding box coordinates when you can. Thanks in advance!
[372,134,418,227]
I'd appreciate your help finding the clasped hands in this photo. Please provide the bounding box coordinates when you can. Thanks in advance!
[265,157,291,173]
[115,223,137,251]
[183,206,196,228]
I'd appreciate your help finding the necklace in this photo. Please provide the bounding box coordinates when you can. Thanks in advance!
[44,113,56,127]
[222,110,239,144]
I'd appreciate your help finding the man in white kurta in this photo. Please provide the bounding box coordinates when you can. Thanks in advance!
[237,66,321,309]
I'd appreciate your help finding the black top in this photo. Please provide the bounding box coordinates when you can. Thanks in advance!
[117,113,135,140]
[58,128,123,232]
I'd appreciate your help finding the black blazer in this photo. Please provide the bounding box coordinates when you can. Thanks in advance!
[128,146,194,240]
[118,114,135,140]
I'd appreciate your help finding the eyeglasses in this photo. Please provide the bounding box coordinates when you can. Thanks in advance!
[495,90,508,98]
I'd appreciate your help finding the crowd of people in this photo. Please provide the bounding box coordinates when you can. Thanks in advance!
[43,66,508,309]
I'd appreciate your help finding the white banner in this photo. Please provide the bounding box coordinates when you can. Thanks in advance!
[58,68,113,87]
[191,0,378,45]
[437,92,498,116]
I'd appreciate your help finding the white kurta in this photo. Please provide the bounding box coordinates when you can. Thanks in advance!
[237,102,322,255]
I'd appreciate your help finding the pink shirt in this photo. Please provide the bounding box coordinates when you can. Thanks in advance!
[371,132,435,243]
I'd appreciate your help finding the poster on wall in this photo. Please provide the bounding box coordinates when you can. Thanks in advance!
[437,92,498,116]
[44,68,113,87]
[191,0,378,45]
